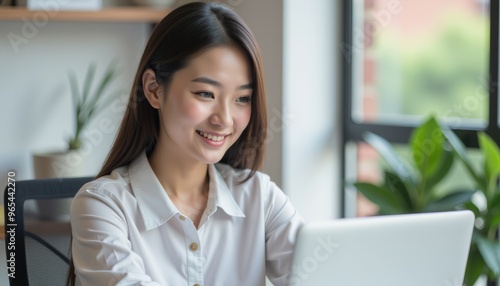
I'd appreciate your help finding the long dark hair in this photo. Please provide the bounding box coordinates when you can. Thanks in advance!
[69,2,267,285]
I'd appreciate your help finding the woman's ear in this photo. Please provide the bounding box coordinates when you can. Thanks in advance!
[142,69,164,109]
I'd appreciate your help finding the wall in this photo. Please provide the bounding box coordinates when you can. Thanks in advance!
[283,0,342,220]
[0,21,149,186]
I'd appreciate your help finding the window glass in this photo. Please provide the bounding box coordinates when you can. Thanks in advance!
[350,0,490,127]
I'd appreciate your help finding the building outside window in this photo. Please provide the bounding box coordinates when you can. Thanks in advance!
[341,0,497,217]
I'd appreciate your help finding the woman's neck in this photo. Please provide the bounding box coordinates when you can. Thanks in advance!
[148,145,209,197]
[148,145,209,228]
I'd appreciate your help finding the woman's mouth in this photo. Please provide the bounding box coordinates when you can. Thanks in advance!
[196,130,226,142]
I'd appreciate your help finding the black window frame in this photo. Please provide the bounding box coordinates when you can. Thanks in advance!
[340,0,500,217]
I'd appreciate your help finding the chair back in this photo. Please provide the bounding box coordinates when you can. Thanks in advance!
[4,177,93,286]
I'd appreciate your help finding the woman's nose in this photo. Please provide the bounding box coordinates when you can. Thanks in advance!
[210,102,233,128]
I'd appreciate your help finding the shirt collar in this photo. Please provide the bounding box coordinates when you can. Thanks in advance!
[129,152,245,231]
[128,152,178,230]
[208,164,246,218]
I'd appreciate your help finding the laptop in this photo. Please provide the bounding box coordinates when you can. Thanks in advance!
[289,210,475,286]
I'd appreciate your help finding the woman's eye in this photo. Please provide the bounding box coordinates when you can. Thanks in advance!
[236,96,252,103]
[196,91,214,98]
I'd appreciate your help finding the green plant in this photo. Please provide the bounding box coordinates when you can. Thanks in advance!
[67,60,119,150]
[354,117,474,215]
[353,116,500,285]
[443,128,500,285]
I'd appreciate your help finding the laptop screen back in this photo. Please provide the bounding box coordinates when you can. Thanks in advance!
[289,210,474,286]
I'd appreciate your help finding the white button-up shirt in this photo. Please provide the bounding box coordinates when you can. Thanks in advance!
[71,152,304,286]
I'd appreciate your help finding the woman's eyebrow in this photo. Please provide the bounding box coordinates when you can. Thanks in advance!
[238,83,253,90]
[191,77,253,90]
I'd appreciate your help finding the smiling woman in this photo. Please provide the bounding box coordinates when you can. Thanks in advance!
[143,45,253,172]
[68,2,304,286]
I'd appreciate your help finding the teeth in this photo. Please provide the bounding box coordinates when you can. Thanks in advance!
[198,131,225,142]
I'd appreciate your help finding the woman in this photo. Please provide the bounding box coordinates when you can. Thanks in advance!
[70,2,304,285]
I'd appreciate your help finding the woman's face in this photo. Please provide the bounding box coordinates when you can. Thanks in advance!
[154,45,253,164]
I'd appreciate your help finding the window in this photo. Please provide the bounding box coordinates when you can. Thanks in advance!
[341,0,499,217]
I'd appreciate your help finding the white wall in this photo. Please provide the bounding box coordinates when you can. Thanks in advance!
[0,21,149,187]
[283,0,342,221]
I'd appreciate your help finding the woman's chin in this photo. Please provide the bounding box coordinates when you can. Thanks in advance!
[198,153,226,165]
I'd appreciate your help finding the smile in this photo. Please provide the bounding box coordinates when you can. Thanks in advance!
[196,131,227,142]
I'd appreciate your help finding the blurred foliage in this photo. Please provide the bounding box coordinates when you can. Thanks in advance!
[374,11,489,121]
[354,117,474,215]
[67,60,120,151]
[353,115,500,286]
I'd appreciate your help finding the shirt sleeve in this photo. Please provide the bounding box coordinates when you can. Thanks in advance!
[70,187,162,286]
[264,181,305,286]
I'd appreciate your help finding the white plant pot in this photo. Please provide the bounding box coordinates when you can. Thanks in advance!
[32,151,86,220]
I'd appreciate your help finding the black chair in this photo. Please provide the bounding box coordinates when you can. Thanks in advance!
[3,177,93,286]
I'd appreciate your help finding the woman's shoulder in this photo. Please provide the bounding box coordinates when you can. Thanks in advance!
[75,166,132,200]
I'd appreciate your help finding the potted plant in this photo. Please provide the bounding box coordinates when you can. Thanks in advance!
[33,60,119,180]
[353,117,475,215]
[32,60,119,220]
[443,128,500,286]
[352,116,494,286]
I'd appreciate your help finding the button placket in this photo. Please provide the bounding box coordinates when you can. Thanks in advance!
[180,214,203,286]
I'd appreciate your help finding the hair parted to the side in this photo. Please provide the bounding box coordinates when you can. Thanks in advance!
[68,3,268,285]
[97,1,267,179]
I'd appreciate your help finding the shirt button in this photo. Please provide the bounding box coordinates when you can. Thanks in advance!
[179,215,186,221]
[189,242,199,251]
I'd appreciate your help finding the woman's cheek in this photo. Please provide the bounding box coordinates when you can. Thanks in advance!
[238,107,252,130]
[180,101,208,124]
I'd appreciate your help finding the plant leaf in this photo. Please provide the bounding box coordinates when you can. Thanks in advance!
[425,148,454,190]
[442,127,481,185]
[88,59,118,110]
[478,132,500,196]
[81,62,96,107]
[410,117,443,178]
[68,70,80,111]
[476,234,500,277]
[384,171,414,211]
[354,182,407,214]
[423,190,475,212]
[490,191,500,211]
[464,245,487,286]
[70,60,119,147]
[68,70,82,143]
[363,132,415,183]
[490,211,500,230]
[90,89,123,118]
[464,201,481,219]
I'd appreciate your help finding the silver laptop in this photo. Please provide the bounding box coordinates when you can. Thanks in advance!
[289,210,474,286]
